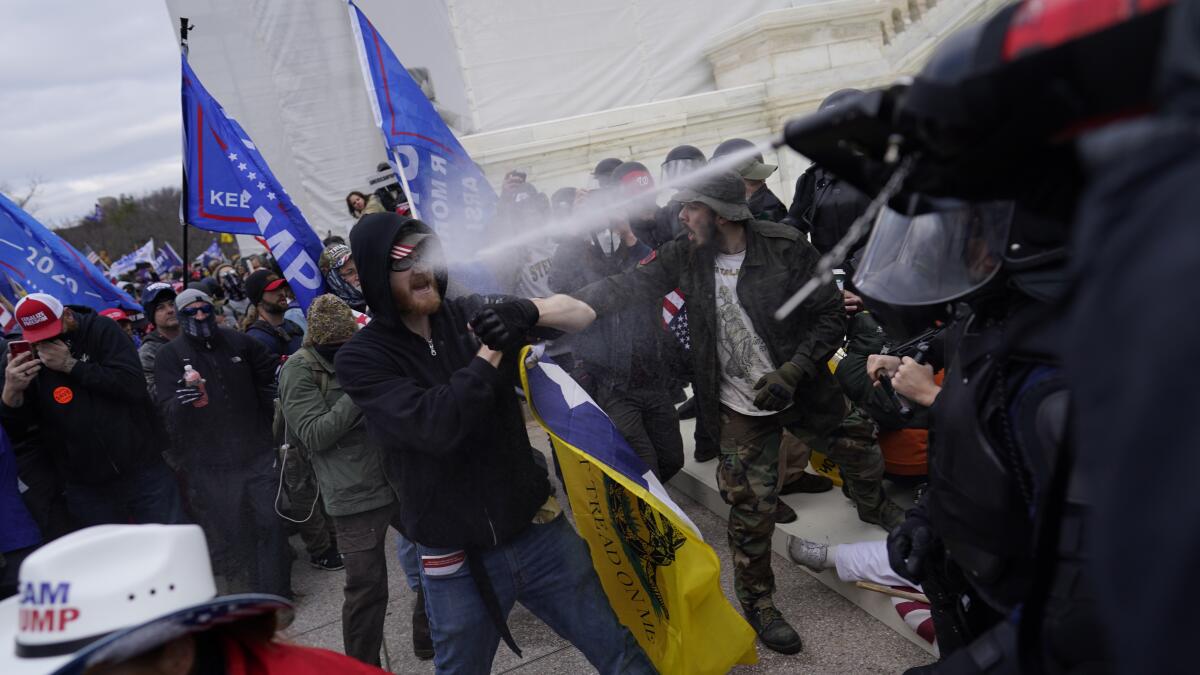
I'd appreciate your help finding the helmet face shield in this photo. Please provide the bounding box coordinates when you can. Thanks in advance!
[661,158,705,183]
[852,201,1013,306]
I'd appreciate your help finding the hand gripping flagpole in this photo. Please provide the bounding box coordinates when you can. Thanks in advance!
[179,17,194,268]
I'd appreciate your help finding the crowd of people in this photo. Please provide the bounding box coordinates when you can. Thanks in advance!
[2,121,935,674]
[6,0,1185,667]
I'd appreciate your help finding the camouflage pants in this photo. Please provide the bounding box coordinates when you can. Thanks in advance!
[781,406,885,486]
[717,404,885,611]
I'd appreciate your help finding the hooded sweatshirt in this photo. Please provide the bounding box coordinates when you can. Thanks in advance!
[335,214,550,549]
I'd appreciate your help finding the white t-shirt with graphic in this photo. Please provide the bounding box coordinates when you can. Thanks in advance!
[514,239,558,299]
[714,250,782,416]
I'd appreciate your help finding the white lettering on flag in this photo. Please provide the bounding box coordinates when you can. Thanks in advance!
[394,146,419,182]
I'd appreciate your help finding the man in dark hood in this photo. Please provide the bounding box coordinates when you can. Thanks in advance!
[335,213,652,673]
[153,289,290,598]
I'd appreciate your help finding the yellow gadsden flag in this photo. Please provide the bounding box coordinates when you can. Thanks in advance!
[519,347,757,674]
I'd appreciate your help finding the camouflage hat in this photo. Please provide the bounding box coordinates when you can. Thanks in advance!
[673,170,754,222]
[304,294,357,347]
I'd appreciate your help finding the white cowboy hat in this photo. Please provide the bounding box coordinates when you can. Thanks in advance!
[0,524,292,675]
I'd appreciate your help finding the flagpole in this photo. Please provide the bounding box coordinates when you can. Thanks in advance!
[179,17,193,269]
[390,148,421,220]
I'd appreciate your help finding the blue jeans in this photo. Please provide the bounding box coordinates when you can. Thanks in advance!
[64,459,188,527]
[415,515,654,675]
[397,532,421,591]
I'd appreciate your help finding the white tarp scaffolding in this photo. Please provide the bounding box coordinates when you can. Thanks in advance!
[163,0,813,236]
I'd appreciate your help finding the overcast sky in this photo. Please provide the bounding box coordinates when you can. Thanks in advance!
[0,1,181,227]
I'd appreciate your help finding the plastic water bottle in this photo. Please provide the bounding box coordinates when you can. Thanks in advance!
[183,364,209,408]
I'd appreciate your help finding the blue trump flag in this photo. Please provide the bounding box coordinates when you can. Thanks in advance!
[348,2,502,290]
[181,56,325,309]
[155,242,183,274]
[0,193,138,312]
[194,240,223,267]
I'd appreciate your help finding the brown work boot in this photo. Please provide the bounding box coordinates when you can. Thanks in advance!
[412,585,434,660]
[746,605,803,655]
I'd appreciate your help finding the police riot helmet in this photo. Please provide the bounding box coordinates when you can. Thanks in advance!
[661,145,706,183]
[853,200,1013,307]
[819,88,864,112]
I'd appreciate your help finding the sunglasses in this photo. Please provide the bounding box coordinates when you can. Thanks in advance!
[179,303,214,317]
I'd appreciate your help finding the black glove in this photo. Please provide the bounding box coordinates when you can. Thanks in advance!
[175,387,203,407]
[886,508,935,584]
[469,299,540,352]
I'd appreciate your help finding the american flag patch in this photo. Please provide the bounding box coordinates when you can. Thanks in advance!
[391,244,415,260]
[661,288,689,351]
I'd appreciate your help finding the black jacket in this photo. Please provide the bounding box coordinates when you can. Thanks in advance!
[748,184,787,223]
[246,318,303,360]
[336,214,551,549]
[154,328,278,467]
[574,221,848,444]
[0,307,162,485]
[138,329,172,399]
[785,165,871,255]
[549,237,673,388]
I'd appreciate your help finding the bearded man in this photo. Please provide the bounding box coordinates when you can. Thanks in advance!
[244,269,304,359]
[335,214,652,675]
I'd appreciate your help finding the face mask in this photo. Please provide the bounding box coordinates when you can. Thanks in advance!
[324,269,366,311]
[181,313,217,340]
[314,342,344,363]
[220,273,246,302]
[594,229,619,256]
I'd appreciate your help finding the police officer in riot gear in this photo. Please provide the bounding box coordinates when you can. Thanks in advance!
[854,199,1107,674]
[775,2,1186,669]
[783,89,873,254]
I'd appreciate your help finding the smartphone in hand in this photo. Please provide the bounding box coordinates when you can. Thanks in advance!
[8,340,31,360]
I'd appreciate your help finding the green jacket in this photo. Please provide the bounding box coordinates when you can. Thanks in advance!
[277,347,394,517]
[574,221,848,444]
[837,312,932,431]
